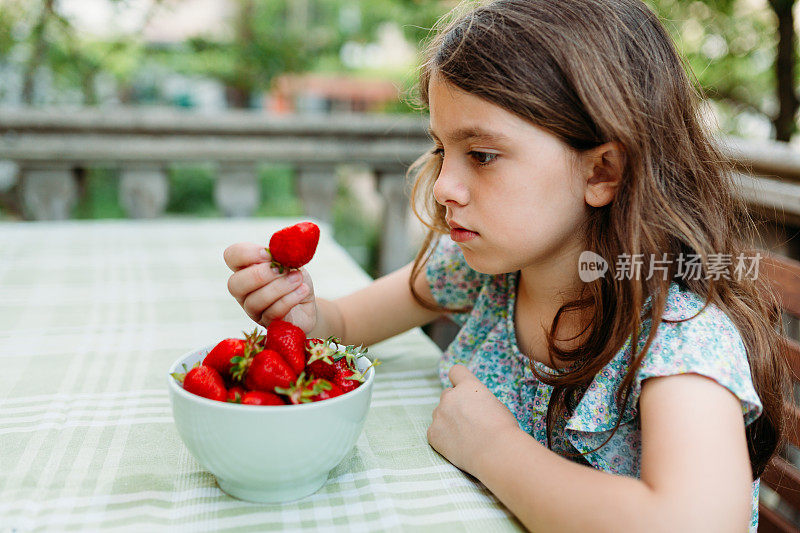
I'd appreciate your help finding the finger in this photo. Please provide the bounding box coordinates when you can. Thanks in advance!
[240,272,305,319]
[448,364,476,386]
[259,283,311,322]
[223,242,271,272]
[227,262,285,302]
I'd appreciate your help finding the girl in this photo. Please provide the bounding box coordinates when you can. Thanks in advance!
[224,0,789,530]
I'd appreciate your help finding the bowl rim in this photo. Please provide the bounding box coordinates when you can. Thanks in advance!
[167,342,375,411]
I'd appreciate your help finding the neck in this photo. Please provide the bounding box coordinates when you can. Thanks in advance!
[515,243,592,361]
[517,243,586,309]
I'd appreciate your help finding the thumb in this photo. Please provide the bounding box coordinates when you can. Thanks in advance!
[448,364,477,386]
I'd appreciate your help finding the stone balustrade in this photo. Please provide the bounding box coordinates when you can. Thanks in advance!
[3,108,800,273]
[0,108,431,275]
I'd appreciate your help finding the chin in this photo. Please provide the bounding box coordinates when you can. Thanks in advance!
[459,248,512,276]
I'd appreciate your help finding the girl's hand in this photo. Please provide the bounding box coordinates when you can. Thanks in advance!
[427,364,521,476]
[223,242,317,333]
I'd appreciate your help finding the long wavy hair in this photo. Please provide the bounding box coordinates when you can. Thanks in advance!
[407,0,788,479]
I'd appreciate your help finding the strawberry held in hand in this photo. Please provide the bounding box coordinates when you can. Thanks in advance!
[267,221,320,272]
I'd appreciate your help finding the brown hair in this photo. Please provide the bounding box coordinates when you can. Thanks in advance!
[407,0,788,479]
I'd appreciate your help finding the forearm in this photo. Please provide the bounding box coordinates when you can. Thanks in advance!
[309,295,398,347]
[475,428,729,533]
[435,369,753,532]
[307,297,347,342]
[306,260,447,347]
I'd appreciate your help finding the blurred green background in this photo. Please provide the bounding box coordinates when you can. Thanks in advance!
[1,0,799,277]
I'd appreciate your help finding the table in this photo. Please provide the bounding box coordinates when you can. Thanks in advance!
[0,218,523,532]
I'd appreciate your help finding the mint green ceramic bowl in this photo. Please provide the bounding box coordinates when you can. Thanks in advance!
[167,342,374,503]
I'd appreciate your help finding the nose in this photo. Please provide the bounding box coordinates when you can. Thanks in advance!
[432,157,469,207]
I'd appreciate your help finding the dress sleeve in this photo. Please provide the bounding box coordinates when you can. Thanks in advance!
[631,303,763,425]
[424,236,489,327]
[554,284,763,478]
[567,292,764,437]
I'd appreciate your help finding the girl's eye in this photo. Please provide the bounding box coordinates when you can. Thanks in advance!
[430,147,497,166]
[470,151,497,166]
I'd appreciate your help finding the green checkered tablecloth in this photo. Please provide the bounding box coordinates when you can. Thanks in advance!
[0,218,523,532]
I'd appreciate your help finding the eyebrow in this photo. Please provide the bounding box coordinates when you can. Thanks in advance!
[427,126,510,144]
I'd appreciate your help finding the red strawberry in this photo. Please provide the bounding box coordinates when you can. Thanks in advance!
[305,378,343,403]
[266,319,307,373]
[276,372,344,404]
[182,365,227,402]
[307,359,336,380]
[332,358,365,394]
[334,374,360,394]
[229,328,267,383]
[305,337,339,380]
[244,349,298,392]
[241,390,285,406]
[227,385,246,403]
[331,347,381,394]
[333,354,357,373]
[267,221,320,271]
[204,338,245,377]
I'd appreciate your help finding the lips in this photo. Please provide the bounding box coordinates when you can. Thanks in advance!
[446,219,476,233]
[449,227,478,243]
[446,218,479,243]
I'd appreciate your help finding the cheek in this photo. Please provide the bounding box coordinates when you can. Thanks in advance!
[530,155,586,217]
[504,171,587,246]
[512,172,583,224]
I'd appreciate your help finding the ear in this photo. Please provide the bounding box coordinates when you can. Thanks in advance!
[582,142,625,208]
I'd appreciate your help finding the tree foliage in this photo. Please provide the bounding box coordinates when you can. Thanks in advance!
[646,0,792,138]
[1,0,797,139]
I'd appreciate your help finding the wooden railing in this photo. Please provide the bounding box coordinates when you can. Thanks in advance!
[758,255,800,531]
[3,109,800,274]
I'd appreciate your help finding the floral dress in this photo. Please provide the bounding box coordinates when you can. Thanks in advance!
[425,236,764,532]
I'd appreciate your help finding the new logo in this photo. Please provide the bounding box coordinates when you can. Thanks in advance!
[578,251,608,282]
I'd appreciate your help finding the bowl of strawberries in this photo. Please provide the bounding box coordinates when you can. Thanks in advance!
[167,319,377,504]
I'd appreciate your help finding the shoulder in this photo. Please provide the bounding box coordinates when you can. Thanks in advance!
[660,282,739,328]
[640,283,762,424]
[638,283,751,384]
[569,282,763,432]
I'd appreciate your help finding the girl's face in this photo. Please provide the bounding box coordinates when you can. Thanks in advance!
[429,74,591,275]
